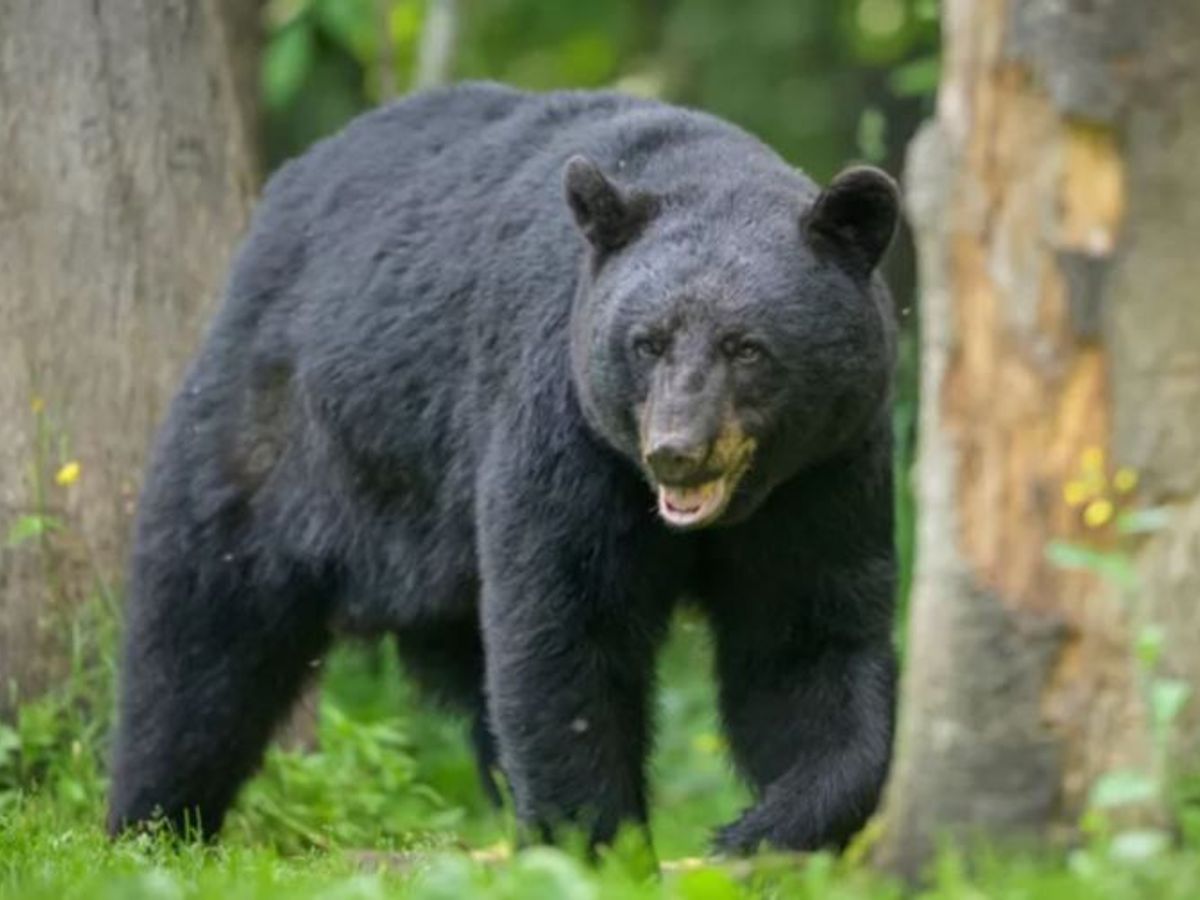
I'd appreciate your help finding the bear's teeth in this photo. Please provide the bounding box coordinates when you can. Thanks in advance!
[665,484,708,509]
[657,479,727,526]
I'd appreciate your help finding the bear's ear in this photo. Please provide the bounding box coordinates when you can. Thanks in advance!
[563,155,656,253]
[803,166,900,275]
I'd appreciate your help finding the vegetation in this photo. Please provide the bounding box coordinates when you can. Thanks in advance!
[261,0,939,175]
[3,593,1200,897]
[5,0,1200,896]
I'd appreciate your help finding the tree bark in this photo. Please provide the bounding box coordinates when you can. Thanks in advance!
[0,0,258,711]
[878,0,1200,878]
[216,0,264,175]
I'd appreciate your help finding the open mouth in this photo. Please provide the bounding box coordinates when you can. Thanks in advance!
[656,476,734,529]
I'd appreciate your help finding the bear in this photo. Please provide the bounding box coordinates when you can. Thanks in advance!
[106,81,900,855]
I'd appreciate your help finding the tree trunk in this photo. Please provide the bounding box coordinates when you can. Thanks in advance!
[216,0,264,174]
[878,0,1200,878]
[0,0,258,711]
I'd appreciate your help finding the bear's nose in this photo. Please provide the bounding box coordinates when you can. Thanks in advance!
[644,439,709,484]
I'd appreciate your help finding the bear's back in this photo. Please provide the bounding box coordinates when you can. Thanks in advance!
[205,83,781,434]
[189,85,797,532]
[226,81,787,334]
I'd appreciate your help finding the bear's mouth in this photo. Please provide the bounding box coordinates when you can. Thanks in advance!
[656,476,735,529]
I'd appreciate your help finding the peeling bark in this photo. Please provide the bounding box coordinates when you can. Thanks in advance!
[878,0,1200,878]
[0,0,257,710]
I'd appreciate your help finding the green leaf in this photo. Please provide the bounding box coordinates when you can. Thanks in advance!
[1089,769,1158,810]
[5,514,60,547]
[856,106,888,163]
[413,855,481,900]
[675,866,742,900]
[263,21,315,111]
[915,0,940,22]
[1151,679,1191,729]
[558,33,618,86]
[1044,540,1137,588]
[888,53,941,97]
[1135,624,1166,669]
[506,848,597,900]
[314,0,375,61]
[1117,507,1173,535]
[1108,828,1171,863]
[0,722,20,760]
[1045,540,1105,570]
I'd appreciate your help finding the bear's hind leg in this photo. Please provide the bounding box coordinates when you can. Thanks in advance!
[106,536,334,839]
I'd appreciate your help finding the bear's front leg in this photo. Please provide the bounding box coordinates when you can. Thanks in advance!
[482,586,666,847]
[476,435,680,848]
[711,618,897,854]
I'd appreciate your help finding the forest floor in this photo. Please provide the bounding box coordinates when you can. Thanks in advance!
[2,607,1199,899]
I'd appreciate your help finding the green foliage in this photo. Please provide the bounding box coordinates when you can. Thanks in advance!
[1045,472,1192,861]
[263,20,315,111]
[5,596,1200,897]
[1090,769,1160,811]
[4,513,60,547]
[0,592,117,821]
[1117,507,1174,536]
[225,704,447,853]
[888,54,941,98]
[5,801,1200,899]
[262,0,939,176]
[1045,539,1138,589]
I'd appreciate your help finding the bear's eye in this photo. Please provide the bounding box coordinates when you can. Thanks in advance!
[721,336,765,364]
[633,334,668,359]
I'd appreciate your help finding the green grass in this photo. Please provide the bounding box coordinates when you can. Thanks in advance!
[3,606,1200,898]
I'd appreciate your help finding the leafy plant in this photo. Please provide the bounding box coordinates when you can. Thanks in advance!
[227,702,450,853]
[1046,448,1190,862]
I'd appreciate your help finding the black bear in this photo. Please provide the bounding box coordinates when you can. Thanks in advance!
[107,81,900,854]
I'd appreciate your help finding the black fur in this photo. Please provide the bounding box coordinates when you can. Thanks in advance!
[107,82,899,854]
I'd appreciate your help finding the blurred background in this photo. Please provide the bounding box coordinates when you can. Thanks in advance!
[3,0,1200,896]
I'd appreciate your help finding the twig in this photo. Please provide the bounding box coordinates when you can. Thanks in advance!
[376,0,397,100]
[414,0,459,88]
[352,846,806,879]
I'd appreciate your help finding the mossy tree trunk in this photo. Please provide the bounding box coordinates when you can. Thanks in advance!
[877,0,1200,878]
[0,0,258,711]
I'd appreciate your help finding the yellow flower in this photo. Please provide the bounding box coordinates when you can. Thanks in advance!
[55,461,81,486]
[1081,446,1105,473]
[30,396,44,414]
[1114,467,1139,494]
[1083,498,1114,529]
[1062,480,1091,507]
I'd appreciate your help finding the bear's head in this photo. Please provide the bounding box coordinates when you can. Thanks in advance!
[565,155,899,530]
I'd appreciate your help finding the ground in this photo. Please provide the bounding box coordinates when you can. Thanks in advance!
[2,605,1199,898]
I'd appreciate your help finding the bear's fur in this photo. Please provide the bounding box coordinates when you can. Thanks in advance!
[107,82,900,854]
